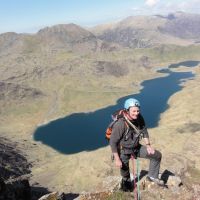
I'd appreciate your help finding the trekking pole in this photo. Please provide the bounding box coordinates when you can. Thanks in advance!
[131,155,138,200]
[137,158,140,200]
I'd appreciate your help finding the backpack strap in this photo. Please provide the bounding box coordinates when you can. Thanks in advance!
[111,118,129,140]
[122,120,130,139]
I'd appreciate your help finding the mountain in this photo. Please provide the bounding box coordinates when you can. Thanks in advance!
[91,12,200,48]
[0,32,27,55]
[37,23,100,52]
[0,23,118,57]
[1,12,200,55]
[36,23,119,52]
[158,12,200,40]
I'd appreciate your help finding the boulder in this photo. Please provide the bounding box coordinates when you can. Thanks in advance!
[38,191,58,200]
[38,191,65,200]
[167,175,182,188]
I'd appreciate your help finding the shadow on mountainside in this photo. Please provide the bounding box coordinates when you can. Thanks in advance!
[34,69,195,154]
[0,136,53,200]
[0,136,90,199]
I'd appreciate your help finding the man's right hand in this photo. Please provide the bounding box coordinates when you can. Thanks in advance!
[113,152,122,168]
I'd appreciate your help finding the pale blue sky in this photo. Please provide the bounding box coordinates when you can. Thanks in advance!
[0,0,200,34]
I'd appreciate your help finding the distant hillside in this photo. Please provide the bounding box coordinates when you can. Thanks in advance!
[158,12,200,40]
[1,13,200,104]
[0,23,119,56]
[1,12,200,56]
[91,12,200,48]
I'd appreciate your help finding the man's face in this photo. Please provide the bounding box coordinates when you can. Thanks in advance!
[128,106,140,120]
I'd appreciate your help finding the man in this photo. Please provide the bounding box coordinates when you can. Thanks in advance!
[110,98,164,191]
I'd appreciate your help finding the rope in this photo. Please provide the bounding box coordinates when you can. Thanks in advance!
[124,115,140,135]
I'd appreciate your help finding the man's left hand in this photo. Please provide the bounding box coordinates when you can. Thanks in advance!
[146,145,155,155]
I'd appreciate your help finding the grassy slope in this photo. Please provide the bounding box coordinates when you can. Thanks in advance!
[0,44,200,193]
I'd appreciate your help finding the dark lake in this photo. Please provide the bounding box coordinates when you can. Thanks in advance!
[34,60,199,154]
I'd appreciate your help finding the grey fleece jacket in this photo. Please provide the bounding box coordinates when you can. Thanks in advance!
[110,114,149,153]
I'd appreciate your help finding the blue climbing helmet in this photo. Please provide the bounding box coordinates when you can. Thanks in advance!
[124,98,140,110]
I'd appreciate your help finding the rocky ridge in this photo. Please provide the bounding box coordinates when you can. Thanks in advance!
[92,12,200,48]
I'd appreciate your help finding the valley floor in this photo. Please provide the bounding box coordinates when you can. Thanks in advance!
[0,64,200,198]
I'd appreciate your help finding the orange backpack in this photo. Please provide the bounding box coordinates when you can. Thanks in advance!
[105,109,128,141]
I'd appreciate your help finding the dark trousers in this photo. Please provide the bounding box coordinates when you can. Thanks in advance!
[120,145,162,180]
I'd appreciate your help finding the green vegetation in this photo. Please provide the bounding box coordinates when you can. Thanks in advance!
[54,50,77,61]
[106,191,133,200]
